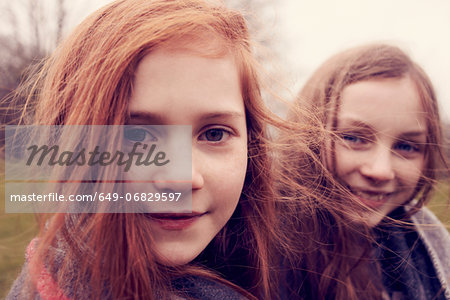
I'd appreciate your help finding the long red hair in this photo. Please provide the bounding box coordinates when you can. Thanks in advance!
[16,0,281,299]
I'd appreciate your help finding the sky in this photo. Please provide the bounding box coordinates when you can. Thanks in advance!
[275,0,450,121]
[67,0,450,121]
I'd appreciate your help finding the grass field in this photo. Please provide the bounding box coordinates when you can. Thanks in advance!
[426,181,450,226]
[0,174,448,298]
[0,161,39,299]
[0,213,38,299]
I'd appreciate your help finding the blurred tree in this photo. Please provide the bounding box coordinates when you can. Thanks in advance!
[0,0,91,127]
[0,0,65,99]
[226,0,279,49]
[445,123,450,174]
[0,0,285,119]
[226,0,288,117]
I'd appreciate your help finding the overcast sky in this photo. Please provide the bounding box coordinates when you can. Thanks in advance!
[68,0,450,120]
[276,0,450,121]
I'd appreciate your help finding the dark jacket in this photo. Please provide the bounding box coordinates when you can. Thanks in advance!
[377,206,450,300]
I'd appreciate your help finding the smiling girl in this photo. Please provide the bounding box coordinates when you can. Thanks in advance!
[284,44,450,299]
[6,0,282,299]
[334,75,428,226]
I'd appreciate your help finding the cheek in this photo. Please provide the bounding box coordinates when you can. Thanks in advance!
[209,145,247,211]
[397,159,425,186]
[220,149,247,194]
[334,145,357,177]
[214,180,243,220]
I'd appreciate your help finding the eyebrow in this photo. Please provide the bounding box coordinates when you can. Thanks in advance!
[200,111,245,121]
[338,118,427,138]
[128,111,245,124]
[399,131,427,140]
[336,119,374,131]
[128,112,165,124]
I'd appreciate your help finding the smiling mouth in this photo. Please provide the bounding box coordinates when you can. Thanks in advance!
[350,190,394,208]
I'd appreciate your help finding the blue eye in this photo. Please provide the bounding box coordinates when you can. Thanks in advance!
[199,128,230,142]
[124,128,157,142]
[338,132,373,151]
[395,142,418,153]
[342,134,364,144]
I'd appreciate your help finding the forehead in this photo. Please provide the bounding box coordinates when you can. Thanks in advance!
[145,34,242,80]
[337,77,427,133]
[154,32,234,59]
[129,46,244,123]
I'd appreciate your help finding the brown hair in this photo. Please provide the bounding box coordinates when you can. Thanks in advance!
[299,43,446,210]
[278,43,448,299]
[16,0,281,299]
[276,106,380,299]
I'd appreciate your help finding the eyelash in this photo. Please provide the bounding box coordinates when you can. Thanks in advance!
[394,141,421,154]
[198,127,232,143]
[124,127,158,143]
[341,134,368,144]
[339,133,373,151]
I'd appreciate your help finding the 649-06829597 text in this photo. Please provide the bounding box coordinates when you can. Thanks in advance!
[9,192,182,202]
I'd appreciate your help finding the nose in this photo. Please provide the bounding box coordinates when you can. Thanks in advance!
[152,179,191,194]
[151,162,202,193]
[191,153,204,190]
[153,146,204,192]
[359,145,395,183]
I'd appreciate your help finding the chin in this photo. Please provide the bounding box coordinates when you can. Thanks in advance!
[367,213,387,227]
[156,254,195,267]
[154,243,205,267]
[364,203,404,227]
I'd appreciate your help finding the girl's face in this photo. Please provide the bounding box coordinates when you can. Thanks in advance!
[334,77,427,226]
[128,48,247,265]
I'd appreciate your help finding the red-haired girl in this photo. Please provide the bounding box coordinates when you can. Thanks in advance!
[6,1,282,299]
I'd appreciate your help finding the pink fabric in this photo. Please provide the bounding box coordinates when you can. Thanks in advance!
[26,238,71,300]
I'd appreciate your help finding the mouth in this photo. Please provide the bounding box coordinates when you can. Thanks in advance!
[350,189,394,209]
[147,212,206,230]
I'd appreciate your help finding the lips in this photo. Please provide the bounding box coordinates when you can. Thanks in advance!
[148,212,205,230]
[350,189,394,209]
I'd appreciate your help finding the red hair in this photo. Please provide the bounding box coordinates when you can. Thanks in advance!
[17,0,281,299]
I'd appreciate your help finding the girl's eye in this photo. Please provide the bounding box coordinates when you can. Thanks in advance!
[338,132,373,150]
[395,142,421,154]
[396,143,414,152]
[341,134,367,144]
[124,127,157,142]
[199,128,230,142]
